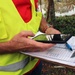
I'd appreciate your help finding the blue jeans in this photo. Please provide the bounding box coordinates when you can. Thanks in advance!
[27,61,42,75]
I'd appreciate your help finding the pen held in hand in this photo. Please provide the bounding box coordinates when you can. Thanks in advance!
[66,43,73,51]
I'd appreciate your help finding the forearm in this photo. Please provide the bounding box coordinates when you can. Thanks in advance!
[0,41,18,54]
[0,42,13,54]
[39,17,60,34]
[0,31,34,54]
[0,31,56,54]
[39,17,49,33]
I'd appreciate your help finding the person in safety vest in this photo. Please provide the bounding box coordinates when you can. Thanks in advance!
[0,0,60,75]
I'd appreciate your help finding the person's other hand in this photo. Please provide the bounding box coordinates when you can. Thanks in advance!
[45,27,61,34]
[9,31,54,52]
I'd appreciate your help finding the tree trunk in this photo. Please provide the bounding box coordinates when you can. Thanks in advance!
[39,0,42,12]
[47,0,55,25]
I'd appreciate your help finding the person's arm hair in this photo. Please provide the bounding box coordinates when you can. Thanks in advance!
[0,31,54,54]
[0,41,15,54]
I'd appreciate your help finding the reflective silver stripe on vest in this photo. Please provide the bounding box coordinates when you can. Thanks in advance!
[0,57,29,71]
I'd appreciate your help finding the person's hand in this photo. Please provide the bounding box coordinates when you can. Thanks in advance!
[45,27,61,34]
[9,31,54,52]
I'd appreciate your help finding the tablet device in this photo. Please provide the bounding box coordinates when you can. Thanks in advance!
[32,34,72,43]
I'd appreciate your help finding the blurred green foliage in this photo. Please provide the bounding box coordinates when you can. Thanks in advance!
[49,16,75,35]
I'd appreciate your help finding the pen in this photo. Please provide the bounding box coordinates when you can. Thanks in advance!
[66,42,72,51]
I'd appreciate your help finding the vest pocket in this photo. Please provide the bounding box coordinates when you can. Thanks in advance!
[0,9,8,40]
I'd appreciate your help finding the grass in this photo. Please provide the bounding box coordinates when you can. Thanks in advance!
[42,61,75,75]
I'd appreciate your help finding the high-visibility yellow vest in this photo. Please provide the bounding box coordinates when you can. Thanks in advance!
[0,0,42,75]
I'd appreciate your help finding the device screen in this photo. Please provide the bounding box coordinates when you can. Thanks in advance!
[32,34,72,43]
